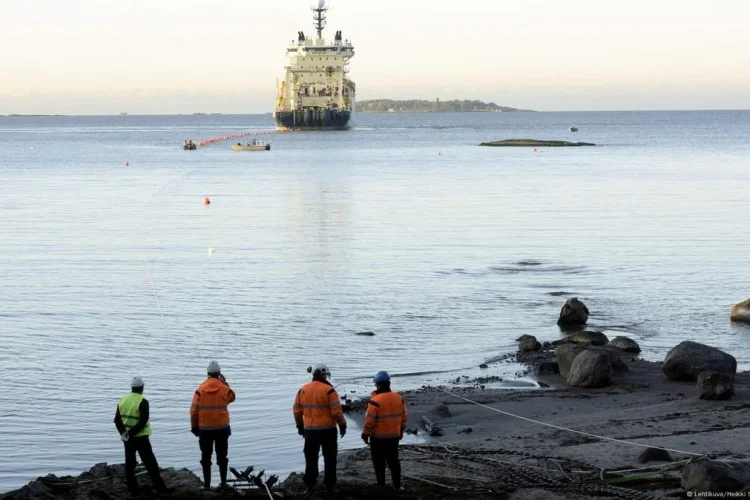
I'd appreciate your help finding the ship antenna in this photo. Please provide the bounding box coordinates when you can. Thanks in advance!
[312,0,327,39]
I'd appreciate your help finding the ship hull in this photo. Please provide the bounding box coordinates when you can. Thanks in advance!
[274,109,351,131]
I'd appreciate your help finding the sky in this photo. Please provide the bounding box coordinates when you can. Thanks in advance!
[1,0,749,114]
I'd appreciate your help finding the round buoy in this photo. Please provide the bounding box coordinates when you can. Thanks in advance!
[437,152,442,156]
[208,248,216,256]
[125,161,130,167]
[204,197,211,205]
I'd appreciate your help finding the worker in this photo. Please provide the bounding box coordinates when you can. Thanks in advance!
[361,371,408,491]
[114,377,170,496]
[190,361,236,489]
[293,363,347,495]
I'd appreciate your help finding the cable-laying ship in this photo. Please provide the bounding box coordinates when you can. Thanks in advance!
[274,0,355,131]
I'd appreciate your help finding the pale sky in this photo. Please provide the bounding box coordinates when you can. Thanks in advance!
[1,0,749,114]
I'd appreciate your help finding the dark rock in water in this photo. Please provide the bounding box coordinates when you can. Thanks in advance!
[535,362,560,376]
[556,344,588,378]
[548,291,572,297]
[516,260,542,266]
[432,404,452,418]
[538,381,550,388]
[457,427,473,434]
[519,338,542,352]
[682,458,750,494]
[697,371,734,400]
[550,337,574,346]
[480,139,596,147]
[479,363,489,369]
[566,350,612,388]
[557,298,589,326]
[731,298,750,323]
[569,330,609,346]
[355,331,375,336]
[637,447,673,463]
[516,334,536,342]
[662,341,737,381]
[607,336,641,353]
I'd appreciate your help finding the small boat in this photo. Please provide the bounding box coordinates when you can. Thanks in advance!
[568,126,578,132]
[183,143,197,150]
[232,140,271,151]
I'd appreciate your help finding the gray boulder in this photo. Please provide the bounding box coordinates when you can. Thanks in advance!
[557,297,589,326]
[556,344,588,378]
[682,459,750,494]
[662,341,736,381]
[607,336,641,353]
[731,298,750,323]
[516,334,536,342]
[697,371,734,400]
[567,350,612,388]
[569,330,609,346]
[590,346,630,373]
[519,338,542,352]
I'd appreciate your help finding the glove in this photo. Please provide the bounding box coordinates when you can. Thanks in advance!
[361,433,369,445]
[120,431,130,442]
[191,428,200,437]
[339,426,347,438]
[297,425,305,436]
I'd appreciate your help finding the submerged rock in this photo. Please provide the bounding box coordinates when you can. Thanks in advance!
[607,336,641,353]
[637,447,673,464]
[697,371,734,400]
[682,458,750,494]
[567,350,612,388]
[730,298,750,323]
[569,330,609,346]
[662,341,736,381]
[355,331,375,336]
[557,298,589,326]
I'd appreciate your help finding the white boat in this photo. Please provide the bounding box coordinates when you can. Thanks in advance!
[232,139,271,151]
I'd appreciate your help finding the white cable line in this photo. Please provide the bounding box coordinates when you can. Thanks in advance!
[142,256,164,320]
[439,388,704,457]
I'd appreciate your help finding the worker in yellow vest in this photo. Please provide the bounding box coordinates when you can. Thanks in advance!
[361,371,408,491]
[114,376,170,496]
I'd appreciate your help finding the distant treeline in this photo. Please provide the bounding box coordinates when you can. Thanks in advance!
[355,99,534,113]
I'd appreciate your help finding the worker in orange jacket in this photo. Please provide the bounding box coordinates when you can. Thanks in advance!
[191,361,236,489]
[361,371,408,491]
[293,363,347,495]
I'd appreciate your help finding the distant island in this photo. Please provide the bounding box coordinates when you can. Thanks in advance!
[355,99,534,113]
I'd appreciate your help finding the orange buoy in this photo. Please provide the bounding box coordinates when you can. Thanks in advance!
[204,197,211,205]
[437,152,442,156]
[125,161,130,167]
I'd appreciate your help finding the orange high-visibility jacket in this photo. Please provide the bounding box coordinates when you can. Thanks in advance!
[362,390,408,439]
[293,380,346,431]
[191,377,236,431]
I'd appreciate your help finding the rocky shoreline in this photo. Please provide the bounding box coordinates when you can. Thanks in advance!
[7,298,750,499]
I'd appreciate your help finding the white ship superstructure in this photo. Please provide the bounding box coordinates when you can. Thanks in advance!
[274,0,355,130]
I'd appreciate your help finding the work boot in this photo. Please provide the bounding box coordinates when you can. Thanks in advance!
[218,462,228,486]
[201,465,211,490]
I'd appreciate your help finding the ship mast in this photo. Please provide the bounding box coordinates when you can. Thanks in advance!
[312,0,327,39]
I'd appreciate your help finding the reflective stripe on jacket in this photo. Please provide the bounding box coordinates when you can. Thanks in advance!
[293,380,346,431]
[362,390,407,439]
[191,377,235,431]
[118,393,152,437]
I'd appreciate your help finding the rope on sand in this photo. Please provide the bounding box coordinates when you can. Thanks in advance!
[438,388,704,457]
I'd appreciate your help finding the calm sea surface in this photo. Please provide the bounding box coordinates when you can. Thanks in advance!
[1,111,750,490]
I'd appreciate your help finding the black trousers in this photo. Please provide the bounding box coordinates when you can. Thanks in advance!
[123,436,166,494]
[370,438,401,489]
[303,428,338,489]
[199,435,229,467]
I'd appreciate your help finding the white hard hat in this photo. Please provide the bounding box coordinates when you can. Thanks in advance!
[131,376,145,388]
[207,360,221,374]
[309,363,331,378]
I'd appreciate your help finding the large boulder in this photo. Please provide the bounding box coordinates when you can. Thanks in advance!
[662,341,737,381]
[637,447,673,464]
[557,298,589,326]
[731,299,750,323]
[556,344,588,378]
[697,371,734,400]
[569,330,609,346]
[590,346,629,373]
[682,459,750,494]
[606,336,641,353]
[567,350,612,388]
